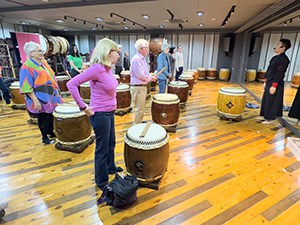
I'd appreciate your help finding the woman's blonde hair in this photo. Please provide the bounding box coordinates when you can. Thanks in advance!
[90,38,118,67]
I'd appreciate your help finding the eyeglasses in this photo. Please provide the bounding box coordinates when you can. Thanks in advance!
[34,50,44,53]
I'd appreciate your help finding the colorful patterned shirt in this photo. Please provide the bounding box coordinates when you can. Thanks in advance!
[20,58,63,113]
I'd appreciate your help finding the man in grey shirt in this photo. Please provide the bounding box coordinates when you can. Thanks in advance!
[115,45,123,75]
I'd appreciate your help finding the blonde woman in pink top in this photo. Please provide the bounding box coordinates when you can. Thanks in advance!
[67,38,123,190]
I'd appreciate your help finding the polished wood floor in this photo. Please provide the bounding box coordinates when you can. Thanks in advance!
[0,81,300,225]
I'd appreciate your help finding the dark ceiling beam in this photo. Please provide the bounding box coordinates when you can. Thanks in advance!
[0,0,156,13]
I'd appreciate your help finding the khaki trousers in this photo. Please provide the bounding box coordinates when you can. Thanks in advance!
[131,86,147,124]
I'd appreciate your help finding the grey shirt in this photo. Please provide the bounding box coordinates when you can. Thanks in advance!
[116,51,123,67]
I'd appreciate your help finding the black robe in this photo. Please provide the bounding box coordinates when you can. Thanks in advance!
[288,86,300,120]
[260,53,290,120]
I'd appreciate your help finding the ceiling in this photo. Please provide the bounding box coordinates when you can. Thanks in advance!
[0,0,299,33]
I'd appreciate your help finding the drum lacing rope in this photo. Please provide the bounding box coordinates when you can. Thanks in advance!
[57,133,94,145]
[124,133,169,149]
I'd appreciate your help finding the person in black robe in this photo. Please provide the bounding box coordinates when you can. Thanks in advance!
[288,86,300,124]
[259,39,291,124]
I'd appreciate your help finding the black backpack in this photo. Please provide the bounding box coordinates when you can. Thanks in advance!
[97,174,139,208]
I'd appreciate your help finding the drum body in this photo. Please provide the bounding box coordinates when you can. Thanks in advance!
[79,82,90,103]
[56,76,70,93]
[206,68,217,80]
[219,68,230,81]
[149,38,163,56]
[124,123,169,183]
[246,69,256,82]
[197,68,206,80]
[114,74,120,84]
[151,93,180,129]
[10,81,25,105]
[257,69,266,82]
[53,104,92,145]
[116,84,131,114]
[179,74,194,95]
[291,73,300,88]
[217,87,246,119]
[120,71,130,84]
[168,81,189,110]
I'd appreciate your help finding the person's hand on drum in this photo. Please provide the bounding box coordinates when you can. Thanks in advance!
[83,107,94,116]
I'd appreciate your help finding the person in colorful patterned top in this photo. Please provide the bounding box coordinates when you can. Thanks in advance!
[20,41,63,144]
[67,38,123,190]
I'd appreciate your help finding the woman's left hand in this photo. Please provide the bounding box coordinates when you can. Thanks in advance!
[83,107,94,116]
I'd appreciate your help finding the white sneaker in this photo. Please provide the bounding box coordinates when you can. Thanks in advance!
[262,120,274,124]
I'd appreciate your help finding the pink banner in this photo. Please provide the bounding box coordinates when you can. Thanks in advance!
[15,32,40,63]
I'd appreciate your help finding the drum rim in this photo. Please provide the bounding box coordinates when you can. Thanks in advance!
[153,93,179,102]
[220,87,246,95]
[117,84,130,90]
[169,81,189,87]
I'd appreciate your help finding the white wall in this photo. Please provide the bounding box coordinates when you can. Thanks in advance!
[259,32,300,81]
[0,22,17,39]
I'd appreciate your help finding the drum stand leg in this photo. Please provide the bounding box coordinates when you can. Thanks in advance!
[164,124,177,133]
[55,135,95,153]
[138,178,162,190]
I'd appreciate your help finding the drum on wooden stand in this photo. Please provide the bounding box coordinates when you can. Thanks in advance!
[151,93,180,132]
[179,74,194,95]
[257,69,266,82]
[184,70,198,83]
[116,84,131,116]
[53,103,94,153]
[197,67,206,80]
[56,75,70,96]
[120,71,131,84]
[124,123,169,188]
[9,81,26,109]
[291,72,300,88]
[114,74,120,84]
[79,82,90,103]
[167,81,189,111]
[217,87,246,121]
[246,69,256,82]
[206,68,217,80]
[219,68,230,81]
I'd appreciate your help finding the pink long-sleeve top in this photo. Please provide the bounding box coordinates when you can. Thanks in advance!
[67,63,118,112]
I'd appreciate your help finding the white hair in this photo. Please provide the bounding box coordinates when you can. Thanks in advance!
[134,39,148,51]
[118,44,122,48]
[23,41,40,55]
[161,38,170,51]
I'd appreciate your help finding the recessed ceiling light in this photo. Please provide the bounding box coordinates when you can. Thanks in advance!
[211,18,217,21]
[92,27,96,30]
[199,23,204,27]
[20,21,30,25]
[56,19,64,23]
[95,17,104,21]
[197,11,203,16]
[42,0,49,2]
[142,14,150,19]
[159,25,165,29]
[124,26,129,29]
[63,28,69,31]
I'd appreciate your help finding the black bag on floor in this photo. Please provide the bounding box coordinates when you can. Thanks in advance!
[97,174,139,208]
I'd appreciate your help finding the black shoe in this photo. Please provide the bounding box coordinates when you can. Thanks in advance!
[47,133,56,139]
[108,166,123,174]
[42,138,56,145]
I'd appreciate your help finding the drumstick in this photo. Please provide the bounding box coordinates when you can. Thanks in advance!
[154,67,166,77]
[140,121,152,138]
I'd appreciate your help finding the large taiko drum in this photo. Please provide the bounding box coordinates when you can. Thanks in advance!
[206,68,217,80]
[246,69,256,82]
[149,38,163,56]
[197,67,206,80]
[56,36,69,54]
[79,82,90,103]
[124,123,169,184]
[9,81,25,105]
[151,93,180,131]
[219,68,230,81]
[291,72,300,88]
[168,81,189,111]
[217,87,246,120]
[114,74,120,84]
[120,71,130,84]
[116,84,131,115]
[56,76,70,94]
[257,69,266,82]
[53,103,93,146]
[184,70,198,83]
[179,74,194,95]
[38,34,49,56]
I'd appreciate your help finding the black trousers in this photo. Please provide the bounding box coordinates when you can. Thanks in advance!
[37,113,54,140]
[115,66,123,75]
[70,69,80,78]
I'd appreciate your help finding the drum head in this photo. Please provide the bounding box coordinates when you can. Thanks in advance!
[80,82,90,87]
[49,36,60,55]
[153,93,179,102]
[56,75,69,80]
[117,84,129,90]
[247,69,256,72]
[220,87,246,94]
[55,103,81,114]
[39,34,49,55]
[169,81,188,87]
[294,73,300,76]
[207,68,217,71]
[179,74,193,79]
[120,71,130,75]
[220,68,229,71]
[125,123,168,149]
[197,67,206,71]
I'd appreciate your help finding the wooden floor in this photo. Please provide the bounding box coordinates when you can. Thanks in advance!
[1,81,300,225]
